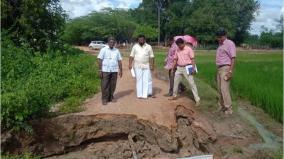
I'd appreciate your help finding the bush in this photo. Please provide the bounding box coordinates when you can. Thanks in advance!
[1,37,100,131]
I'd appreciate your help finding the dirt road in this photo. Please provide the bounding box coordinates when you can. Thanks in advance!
[76,55,196,128]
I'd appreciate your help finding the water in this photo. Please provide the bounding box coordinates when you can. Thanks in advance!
[238,107,283,150]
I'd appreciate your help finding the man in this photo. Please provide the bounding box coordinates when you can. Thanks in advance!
[169,38,200,106]
[98,37,122,105]
[215,28,236,114]
[129,34,155,99]
[164,36,186,96]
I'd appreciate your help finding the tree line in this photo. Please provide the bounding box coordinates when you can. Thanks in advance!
[62,0,266,46]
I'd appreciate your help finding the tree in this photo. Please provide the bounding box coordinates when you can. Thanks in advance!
[1,0,66,51]
[130,0,259,45]
[133,25,158,41]
[62,9,137,45]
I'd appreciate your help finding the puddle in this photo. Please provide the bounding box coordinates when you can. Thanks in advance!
[238,107,283,150]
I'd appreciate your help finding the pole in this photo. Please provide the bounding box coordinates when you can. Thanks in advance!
[157,0,160,46]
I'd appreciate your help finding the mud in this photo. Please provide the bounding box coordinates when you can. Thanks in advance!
[2,105,221,158]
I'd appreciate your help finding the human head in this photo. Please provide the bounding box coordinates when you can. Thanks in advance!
[168,36,175,46]
[108,37,116,49]
[216,27,227,44]
[137,34,146,46]
[175,38,185,50]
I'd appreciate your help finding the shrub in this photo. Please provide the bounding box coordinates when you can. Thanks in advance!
[1,37,100,131]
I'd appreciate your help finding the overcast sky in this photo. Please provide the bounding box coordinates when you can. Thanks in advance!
[60,0,283,35]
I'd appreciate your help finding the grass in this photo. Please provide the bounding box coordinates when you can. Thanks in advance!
[2,37,101,131]
[1,152,40,159]
[155,49,283,123]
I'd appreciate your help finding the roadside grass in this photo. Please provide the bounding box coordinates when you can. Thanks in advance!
[154,49,283,123]
[2,38,100,131]
[1,152,40,159]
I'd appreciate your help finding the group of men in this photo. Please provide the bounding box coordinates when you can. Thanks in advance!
[97,28,236,115]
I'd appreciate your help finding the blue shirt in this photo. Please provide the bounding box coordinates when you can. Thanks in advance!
[97,46,122,72]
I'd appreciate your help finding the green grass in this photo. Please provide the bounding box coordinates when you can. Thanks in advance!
[1,152,40,159]
[155,49,283,122]
[1,37,100,131]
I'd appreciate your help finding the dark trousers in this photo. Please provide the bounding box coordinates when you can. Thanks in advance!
[101,72,118,102]
[168,69,186,94]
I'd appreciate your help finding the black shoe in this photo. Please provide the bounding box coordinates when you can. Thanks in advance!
[148,94,156,98]
[164,93,173,97]
[102,100,108,105]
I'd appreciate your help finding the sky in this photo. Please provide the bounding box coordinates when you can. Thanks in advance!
[60,0,283,35]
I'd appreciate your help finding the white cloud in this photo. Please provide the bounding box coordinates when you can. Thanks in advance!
[61,0,282,35]
[250,1,283,35]
[60,0,142,18]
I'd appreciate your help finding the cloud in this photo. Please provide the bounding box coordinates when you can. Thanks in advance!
[60,0,282,35]
[60,0,142,18]
[250,0,283,35]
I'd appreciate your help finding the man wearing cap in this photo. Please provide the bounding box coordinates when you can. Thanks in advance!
[169,38,200,106]
[216,28,236,114]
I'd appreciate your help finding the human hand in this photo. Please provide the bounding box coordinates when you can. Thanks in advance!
[150,65,154,71]
[119,71,122,78]
[225,72,232,81]
[99,71,103,79]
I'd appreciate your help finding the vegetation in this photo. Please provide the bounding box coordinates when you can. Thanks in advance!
[1,0,66,51]
[244,20,283,49]
[1,152,40,159]
[155,50,283,122]
[1,36,100,131]
[63,0,259,45]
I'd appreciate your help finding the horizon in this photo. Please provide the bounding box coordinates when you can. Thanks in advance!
[60,0,283,35]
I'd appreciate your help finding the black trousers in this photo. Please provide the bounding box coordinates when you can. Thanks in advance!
[101,72,118,102]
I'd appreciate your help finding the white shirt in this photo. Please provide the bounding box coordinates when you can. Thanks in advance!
[97,46,122,72]
[130,43,154,69]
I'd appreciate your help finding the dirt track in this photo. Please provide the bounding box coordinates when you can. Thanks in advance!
[76,51,197,128]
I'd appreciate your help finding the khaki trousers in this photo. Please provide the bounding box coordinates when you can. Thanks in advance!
[173,66,200,102]
[217,66,232,109]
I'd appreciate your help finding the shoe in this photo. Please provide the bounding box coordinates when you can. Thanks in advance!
[148,95,156,98]
[224,109,233,115]
[218,106,226,112]
[102,100,108,105]
[195,101,200,106]
[109,98,117,103]
[169,96,178,100]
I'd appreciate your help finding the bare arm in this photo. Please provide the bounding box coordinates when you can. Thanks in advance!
[150,57,154,71]
[229,58,235,73]
[129,57,134,70]
[98,59,103,79]
[226,57,236,80]
[98,59,102,71]
[173,59,177,69]
[118,60,122,77]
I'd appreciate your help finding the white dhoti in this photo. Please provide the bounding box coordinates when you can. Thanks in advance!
[134,68,152,98]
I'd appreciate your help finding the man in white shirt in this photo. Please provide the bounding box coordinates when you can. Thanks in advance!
[129,35,155,99]
[98,37,122,105]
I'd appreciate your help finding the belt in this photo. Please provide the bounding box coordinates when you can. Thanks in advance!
[178,64,191,67]
[218,64,230,68]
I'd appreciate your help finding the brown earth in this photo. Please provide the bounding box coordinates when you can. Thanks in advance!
[1,47,282,159]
